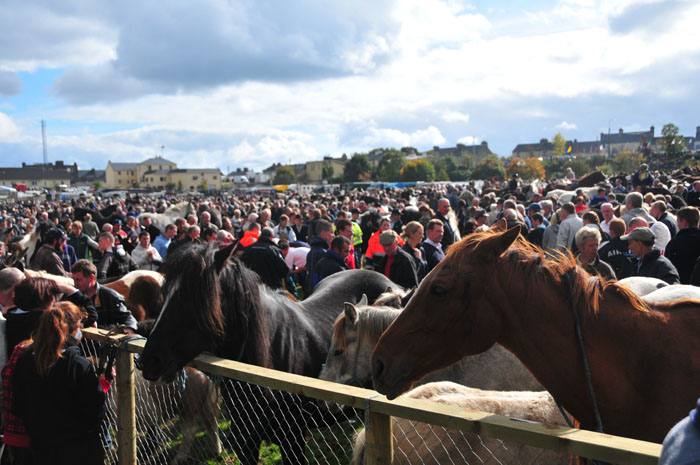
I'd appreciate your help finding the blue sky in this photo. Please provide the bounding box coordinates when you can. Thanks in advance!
[1,0,699,173]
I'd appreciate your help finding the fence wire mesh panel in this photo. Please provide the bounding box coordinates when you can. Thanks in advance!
[81,333,660,465]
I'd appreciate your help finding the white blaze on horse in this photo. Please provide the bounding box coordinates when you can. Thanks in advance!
[352,382,568,465]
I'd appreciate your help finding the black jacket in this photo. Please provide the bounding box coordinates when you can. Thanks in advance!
[433,213,457,251]
[379,247,418,289]
[314,250,348,284]
[12,338,105,463]
[632,249,680,284]
[598,237,634,280]
[421,240,445,275]
[240,237,289,289]
[402,242,427,280]
[305,236,329,294]
[92,284,138,331]
[664,228,700,284]
[96,245,137,280]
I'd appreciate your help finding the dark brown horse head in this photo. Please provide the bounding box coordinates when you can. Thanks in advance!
[371,219,521,399]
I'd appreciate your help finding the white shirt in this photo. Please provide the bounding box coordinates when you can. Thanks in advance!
[600,218,613,235]
[131,244,162,270]
[284,247,310,270]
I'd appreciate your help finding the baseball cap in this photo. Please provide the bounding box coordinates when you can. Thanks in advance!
[620,227,655,242]
[45,228,66,241]
[526,202,542,212]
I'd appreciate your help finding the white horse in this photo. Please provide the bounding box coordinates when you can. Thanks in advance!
[642,285,700,304]
[351,382,568,465]
[545,186,599,204]
[138,202,195,233]
[617,276,669,297]
[319,298,541,411]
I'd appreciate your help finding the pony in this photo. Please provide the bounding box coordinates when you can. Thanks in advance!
[617,276,668,296]
[320,300,541,397]
[138,201,196,233]
[140,242,400,465]
[351,382,568,465]
[642,284,700,304]
[371,219,700,443]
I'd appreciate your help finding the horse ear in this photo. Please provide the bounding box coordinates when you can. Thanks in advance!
[489,218,508,233]
[344,302,358,323]
[358,294,368,307]
[400,287,416,307]
[214,243,236,272]
[475,226,520,261]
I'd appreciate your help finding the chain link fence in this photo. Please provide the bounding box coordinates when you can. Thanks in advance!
[81,331,659,465]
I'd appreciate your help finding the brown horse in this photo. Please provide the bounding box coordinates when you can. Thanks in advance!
[371,219,700,443]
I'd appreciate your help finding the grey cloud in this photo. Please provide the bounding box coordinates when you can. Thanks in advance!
[608,0,689,35]
[0,71,22,96]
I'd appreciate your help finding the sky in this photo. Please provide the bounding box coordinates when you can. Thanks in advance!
[0,0,699,174]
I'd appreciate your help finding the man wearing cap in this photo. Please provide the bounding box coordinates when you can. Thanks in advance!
[622,227,679,284]
[33,228,69,276]
[378,230,418,289]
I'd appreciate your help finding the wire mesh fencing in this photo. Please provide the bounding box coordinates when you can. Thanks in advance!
[81,332,659,465]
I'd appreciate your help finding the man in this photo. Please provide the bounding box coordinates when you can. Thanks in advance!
[556,202,583,252]
[273,214,296,242]
[621,227,680,284]
[599,202,615,235]
[650,200,678,239]
[421,219,445,274]
[574,227,616,280]
[390,209,403,234]
[96,232,137,280]
[378,230,418,289]
[0,267,24,314]
[153,223,177,259]
[527,213,546,247]
[71,259,137,334]
[215,229,235,249]
[664,207,700,284]
[33,228,69,276]
[291,214,309,243]
[131,231,163,271]
[240,227,289,290]
[314,236,350,285]
[67,220,98,260]
[305,219,334,294]
[433,198,460,251]
[588,188,607,208]
[82,213,99,240]
[631,163,653,189]
[258,208,274,229]
[335,219,356,269]
[540,200,554,222]
[200,211,218,232]
[620,192,656,227]
[613,178,628,193]
[140,215,161,244]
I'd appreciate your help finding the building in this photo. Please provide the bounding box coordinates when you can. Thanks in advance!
[306,156,346,182]
[426,142,493,168]
[105,156,221,190]
[512,139,555,160]
[564,139,604,157]
[600,126,655,156]
[0,161,76,188]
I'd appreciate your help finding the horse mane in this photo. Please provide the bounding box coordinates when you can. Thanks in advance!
[332,306,401,351]
[447,228,652,318]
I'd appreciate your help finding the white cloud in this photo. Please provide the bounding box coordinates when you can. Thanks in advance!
[361,125,445,148]
[442,111,470,124]
[557,121,577,130]
[457,136,480,145]
[0,113,22,142]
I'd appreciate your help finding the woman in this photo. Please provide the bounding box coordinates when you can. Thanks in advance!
[12,302,107,465]
[402,221,427,281]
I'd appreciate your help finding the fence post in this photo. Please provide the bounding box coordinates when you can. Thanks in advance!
[364,411,393,465]
[116,346,137,465]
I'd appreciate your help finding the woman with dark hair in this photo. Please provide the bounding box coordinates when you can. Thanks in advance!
[12,302,107,465]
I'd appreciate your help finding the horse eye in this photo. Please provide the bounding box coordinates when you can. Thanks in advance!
[432,285,447,297]
[333,349,343,357]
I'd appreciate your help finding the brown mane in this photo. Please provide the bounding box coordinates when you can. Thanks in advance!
[446,227,653,317]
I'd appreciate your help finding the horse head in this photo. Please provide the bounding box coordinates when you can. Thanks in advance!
[372,219,520,399]
[141,242,241,382]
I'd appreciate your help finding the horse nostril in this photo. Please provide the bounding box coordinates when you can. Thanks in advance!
[373,358,385,380]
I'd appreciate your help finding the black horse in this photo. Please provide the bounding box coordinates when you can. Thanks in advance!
[140,243,399,465]
[74,206,126,230]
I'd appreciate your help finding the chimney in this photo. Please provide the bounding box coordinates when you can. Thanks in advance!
[481,141,487,146]
[433,146,440,151]
[618,128,623,134]
[650,125,655,137]
[696,126,700,139]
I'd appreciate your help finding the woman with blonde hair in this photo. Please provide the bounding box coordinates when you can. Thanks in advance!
[12,302,107,464]
[402,221,427,281]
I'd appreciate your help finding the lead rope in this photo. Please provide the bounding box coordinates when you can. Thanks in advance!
[564,269,604,434]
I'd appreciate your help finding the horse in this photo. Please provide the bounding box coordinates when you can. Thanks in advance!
[371,219,700,443]
[140,242,400,465]
[617,276,668,296]
[74,206,126,230]
[351,382,568,465]
[319,300,541,398]
[138,201,196,233]
[642,284,700,304]
[103,270,164,321]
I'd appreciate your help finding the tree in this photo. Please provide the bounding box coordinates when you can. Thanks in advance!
[273,166,296,185]
[199,179,208,191]
[552,133,567,159]
[506,157,545,180]
[377,149,406,181]
[344,154,372,182]
[322,162,334,181]
[165,182,176,192]
[91,180,104,190]
[660,123,687,155]
[400,159,435,182]
[614,151,647,174]
[177,180,184,191]
[470,154,505,180]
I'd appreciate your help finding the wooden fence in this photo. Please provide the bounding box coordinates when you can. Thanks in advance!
[84,328,662,465]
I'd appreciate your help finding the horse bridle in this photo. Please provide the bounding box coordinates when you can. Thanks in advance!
[561,268,604,435]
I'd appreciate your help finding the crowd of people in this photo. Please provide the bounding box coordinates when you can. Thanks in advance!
[0,162,698,461]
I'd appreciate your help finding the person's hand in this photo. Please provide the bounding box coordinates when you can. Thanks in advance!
[125,328,135,335]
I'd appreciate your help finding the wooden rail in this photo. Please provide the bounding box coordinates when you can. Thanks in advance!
[85,328,662,465]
